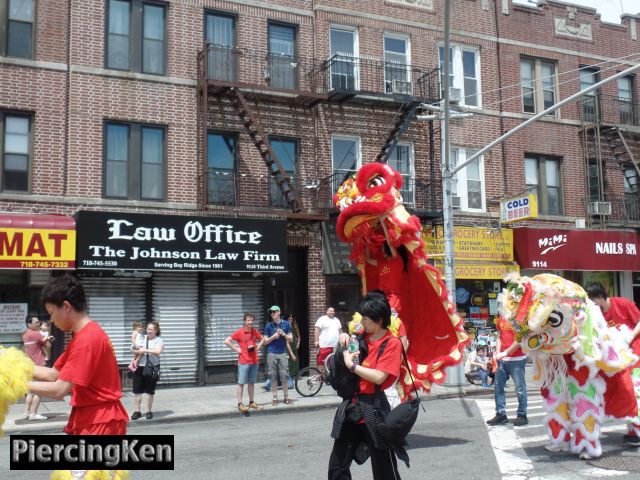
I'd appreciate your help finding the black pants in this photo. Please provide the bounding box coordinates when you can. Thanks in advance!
[328,421,400,480]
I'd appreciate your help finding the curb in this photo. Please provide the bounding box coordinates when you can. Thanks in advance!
[3,386,538,435]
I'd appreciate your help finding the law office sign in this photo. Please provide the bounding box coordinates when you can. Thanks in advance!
[76,211,287,272]
[500,193,538,224]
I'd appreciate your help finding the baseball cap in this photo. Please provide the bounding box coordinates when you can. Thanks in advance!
[268,305,281,312]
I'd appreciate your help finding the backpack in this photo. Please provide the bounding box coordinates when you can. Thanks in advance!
[326,335,391,400]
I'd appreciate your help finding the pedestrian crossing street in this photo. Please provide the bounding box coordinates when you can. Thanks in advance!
[476,397,632,479]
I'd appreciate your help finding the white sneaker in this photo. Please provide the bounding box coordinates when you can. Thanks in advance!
[29,413,47,420]
[21,412,30,419]
[544,443,569,452]
[579,451,593,460]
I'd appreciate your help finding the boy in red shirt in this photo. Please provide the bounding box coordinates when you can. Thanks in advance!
[586,282,640,446]
[27,275,129,435]
[487,315,528,426]
[224,312,264,412]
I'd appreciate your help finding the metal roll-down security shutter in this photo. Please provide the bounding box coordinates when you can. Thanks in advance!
[152,272,198,385]
[83,278,147,365]
[203,277,264,365]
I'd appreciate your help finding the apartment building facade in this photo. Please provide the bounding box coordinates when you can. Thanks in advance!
[0,0,638,384]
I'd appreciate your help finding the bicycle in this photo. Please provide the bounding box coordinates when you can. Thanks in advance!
[294,353,334,397]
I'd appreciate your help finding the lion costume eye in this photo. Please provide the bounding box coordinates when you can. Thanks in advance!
[367,176,386,189]
[548,310,564,328]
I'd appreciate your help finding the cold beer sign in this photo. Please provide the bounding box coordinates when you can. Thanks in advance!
[500,193,538,224]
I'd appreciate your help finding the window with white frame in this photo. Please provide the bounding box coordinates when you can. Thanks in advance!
[450,147,484,211]
[439,45,481,107]
[384,33,411,95]
[520,57,557,115]
[331,136,360,191]
[387,142,415,206]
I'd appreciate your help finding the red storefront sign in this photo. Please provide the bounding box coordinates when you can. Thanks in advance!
[513,228,640,271]
[0,214,76,269]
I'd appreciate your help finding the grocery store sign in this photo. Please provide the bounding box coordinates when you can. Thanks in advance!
[424,226,514,262]
[76,211,287,272]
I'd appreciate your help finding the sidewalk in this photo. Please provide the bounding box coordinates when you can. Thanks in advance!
[3,369,537,434]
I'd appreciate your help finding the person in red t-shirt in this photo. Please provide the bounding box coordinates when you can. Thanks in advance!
[329,292,403,480]
[22,313,53,420]
[486,316,528,427]
[27,275,129,435]
[586,281,640,447]
[224,312,264,413]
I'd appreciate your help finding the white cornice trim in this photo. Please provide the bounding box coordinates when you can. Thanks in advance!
[0,56,66,71]
[203,0,313,17]
[70,65,197,86]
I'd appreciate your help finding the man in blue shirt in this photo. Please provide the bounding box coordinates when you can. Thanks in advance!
[263,306,293,406]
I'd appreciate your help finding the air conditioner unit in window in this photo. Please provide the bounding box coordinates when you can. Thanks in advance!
[386,79,413,95]
[588,201,612,215]
[449,87,462,104]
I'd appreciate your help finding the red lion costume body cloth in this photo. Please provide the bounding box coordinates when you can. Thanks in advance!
[333,163,468,397]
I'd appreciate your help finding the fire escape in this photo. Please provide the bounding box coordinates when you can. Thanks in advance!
[580,92,640,226]
[197,44,440,217]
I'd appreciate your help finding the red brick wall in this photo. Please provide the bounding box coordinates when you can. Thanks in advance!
[1,0,639,336]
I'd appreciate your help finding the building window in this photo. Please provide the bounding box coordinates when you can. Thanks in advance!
[587,161,602,203]
[618,76,635,125]
[207,132,237,206]
[439,45,480,107]
[1,113,31,192]
[520,57,557,115]
[331,135,360,195]
[579,67,599,122]
[2,0,34,58]
[104,122,165,200]
[268,23,297,89]
[106,0,166,75]
[205,12,235,81]
[450,147,484,211]
[525,155,562,215]
[387,143,415,207]
[384,33,411,95]
[268,137,297,208]
[330,26,358,91]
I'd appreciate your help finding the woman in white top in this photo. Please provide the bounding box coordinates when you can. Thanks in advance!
[131,321,164,420]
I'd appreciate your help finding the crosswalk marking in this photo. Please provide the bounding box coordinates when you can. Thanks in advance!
[477,398,631,477]
[476,398,541,479]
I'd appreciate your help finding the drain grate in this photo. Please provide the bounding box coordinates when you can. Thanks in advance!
[587,455,640,472]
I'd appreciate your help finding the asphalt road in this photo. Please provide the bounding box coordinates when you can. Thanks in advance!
[2,394,639,479]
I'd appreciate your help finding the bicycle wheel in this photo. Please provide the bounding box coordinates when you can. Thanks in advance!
[295,366,323,397]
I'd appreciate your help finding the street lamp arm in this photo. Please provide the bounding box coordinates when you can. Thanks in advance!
[450,62,640,176]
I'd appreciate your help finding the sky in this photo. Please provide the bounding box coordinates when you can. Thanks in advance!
[513,0,638,24]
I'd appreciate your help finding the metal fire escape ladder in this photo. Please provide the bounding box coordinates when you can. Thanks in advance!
[375,100,421,163]
[228,88,303,212]
[614,128,640,178]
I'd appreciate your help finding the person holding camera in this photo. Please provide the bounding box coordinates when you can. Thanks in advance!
[131,321,163,420]
[22,313,54,420]
[263,305,293,406]
[224,312,264,413]
[328,292,404,480]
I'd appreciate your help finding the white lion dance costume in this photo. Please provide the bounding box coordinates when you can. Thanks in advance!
[501,273,639,459]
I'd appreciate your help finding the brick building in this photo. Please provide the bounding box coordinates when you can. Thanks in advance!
[0,0,639,385]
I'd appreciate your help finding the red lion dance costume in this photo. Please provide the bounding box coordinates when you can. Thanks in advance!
[333,163,468,397]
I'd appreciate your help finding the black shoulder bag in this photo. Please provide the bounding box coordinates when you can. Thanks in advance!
[142,337,161,380]
[374,342,424,445]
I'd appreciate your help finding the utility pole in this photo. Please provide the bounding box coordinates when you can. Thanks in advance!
[442,0,455,304]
